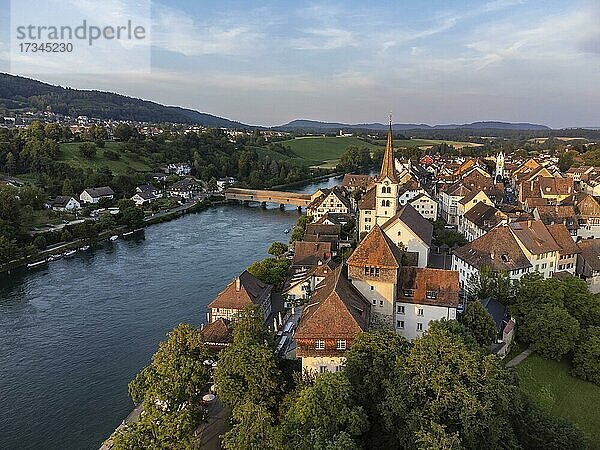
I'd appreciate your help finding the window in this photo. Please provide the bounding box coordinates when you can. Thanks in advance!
[336,339,346,350]
[397,305,405,314]
[319,365,327,373]
[379,300,384,307]
[416,323,423,332]
[315,340,325,350]
[426,291,437,299]
[417,308,424,316]
[403,289,414,297]
[364,266,380,277]
[370,286,374,291]
[541,263,547,269]
[372,299,376,305]
[397,320,405,329]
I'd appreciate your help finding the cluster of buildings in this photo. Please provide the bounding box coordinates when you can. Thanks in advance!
[199,126,600,376]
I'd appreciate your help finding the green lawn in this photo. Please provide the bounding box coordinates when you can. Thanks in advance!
[59,141,153,174]
[374,138,484,149]
[515,354,600,445]
[280,136,381,165]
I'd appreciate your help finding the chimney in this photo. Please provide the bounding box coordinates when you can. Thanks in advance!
[235,277,241,291]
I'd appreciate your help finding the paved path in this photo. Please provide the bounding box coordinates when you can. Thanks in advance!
[505,348,533,368]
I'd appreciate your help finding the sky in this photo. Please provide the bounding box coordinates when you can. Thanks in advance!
[0,0,599,128]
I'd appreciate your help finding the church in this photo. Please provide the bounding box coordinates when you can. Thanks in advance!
[358,121,433,268]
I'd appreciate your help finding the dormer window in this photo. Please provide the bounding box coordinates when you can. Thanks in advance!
[315,340,325,350]
[403,289,414,297]
[426,291,437,299]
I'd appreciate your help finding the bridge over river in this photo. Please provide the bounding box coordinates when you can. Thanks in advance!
[225,188,313,209]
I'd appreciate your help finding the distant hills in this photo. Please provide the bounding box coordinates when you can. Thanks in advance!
[0,73,554,131]
[0,73,247,128]
[280,119,551,132]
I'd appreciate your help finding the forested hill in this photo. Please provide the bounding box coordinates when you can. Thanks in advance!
[281,119,552,131]
[0,73,249,127]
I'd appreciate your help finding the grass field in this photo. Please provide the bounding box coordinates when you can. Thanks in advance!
[375,138,484,149]
[281,136,381,166]
[515,354,600,445]
[59,142,153,174]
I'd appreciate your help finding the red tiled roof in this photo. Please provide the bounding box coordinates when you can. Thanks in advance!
[202,318,233,346]
[347,224,404,268]
[397,267,459,308]
[358,186,376,210]
[208,270,272,310]
[294,266,370,340]
[292,241,332,267]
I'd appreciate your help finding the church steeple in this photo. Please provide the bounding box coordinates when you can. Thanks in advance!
[379,114,398,183]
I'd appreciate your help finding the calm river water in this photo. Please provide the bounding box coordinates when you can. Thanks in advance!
[0,176,341,450]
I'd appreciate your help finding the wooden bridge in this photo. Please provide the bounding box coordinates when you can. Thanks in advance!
[225,188,312,208]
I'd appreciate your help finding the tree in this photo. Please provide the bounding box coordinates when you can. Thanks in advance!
[459,301,497,349]
[268,242,288,258]
[399,326,517,449]
[208,177,218,193]
[113,323,213,449]
[343,330,410,448]
[33,235,47,250]
[114,123,135,141]
[118,199,144,229]
[247,257,290,285]
[79,142,97,159]
[523,303,580,359]
[572,326,600,385]
[415,422,463,450]
[62,179,75,196]
[5,152,15,174]
[214,307,281,410]
[282,372,368,450]
[221,401,283,450]
[513,396,588,450]
[337,146,373,172]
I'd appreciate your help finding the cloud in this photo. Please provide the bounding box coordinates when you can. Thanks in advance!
[291,27,355,50]
[152,4,264,56]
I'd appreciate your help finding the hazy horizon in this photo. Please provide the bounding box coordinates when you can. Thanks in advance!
[1,0,599,128]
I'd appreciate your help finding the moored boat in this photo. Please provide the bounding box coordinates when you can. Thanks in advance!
[110,235,119,241]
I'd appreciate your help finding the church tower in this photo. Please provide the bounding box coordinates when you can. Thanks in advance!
[495,151,505,182]
[376,117,399,225]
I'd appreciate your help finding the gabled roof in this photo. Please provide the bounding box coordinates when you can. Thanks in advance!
[305,223,341,237]
[509,221,561,255]
[208,270,272,310]
[546,223,580,255]
[458,189,490,206]
[578,239,600,272]
[463,202,505,231]
[454,226,532,272]
[294,266,370,340]
[341,174,374,189]
[358,186,376,210]
[348,224,404,268]
[576,194,600,218]
[201,318,233,346]
[83,186,114,197]
[381,204,433,247]
[51,196,77,207]
[397,267,459,308]
[292,241,332,267]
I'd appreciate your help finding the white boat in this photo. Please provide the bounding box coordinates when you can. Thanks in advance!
[110,235,119,241]
[64,250,76,257]
[284,229,290,234]
[27,260,47,268]
[79,245,90,251]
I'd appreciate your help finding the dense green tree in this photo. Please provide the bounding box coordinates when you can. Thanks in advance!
[283,372,368,450]
[400,326,517,449]
[214,307,280,410]
[221,401,283,450]
[247,257,290,285]
[62,179,74,196]
[572,326,600,385]
[337,146,373,172]
[79,142,97,159]
[343,330,410,448]
[523,303,580,359]
[459,301,497,349]
[113,323,213,449]
[512,396,588,450]
[415,421,463,450]
[117,199,145,229]
[268,242,288,258]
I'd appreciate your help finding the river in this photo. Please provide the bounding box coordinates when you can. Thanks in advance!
[0,176,341,450]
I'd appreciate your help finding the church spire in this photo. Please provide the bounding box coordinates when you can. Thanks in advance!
[379,113,398,182]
